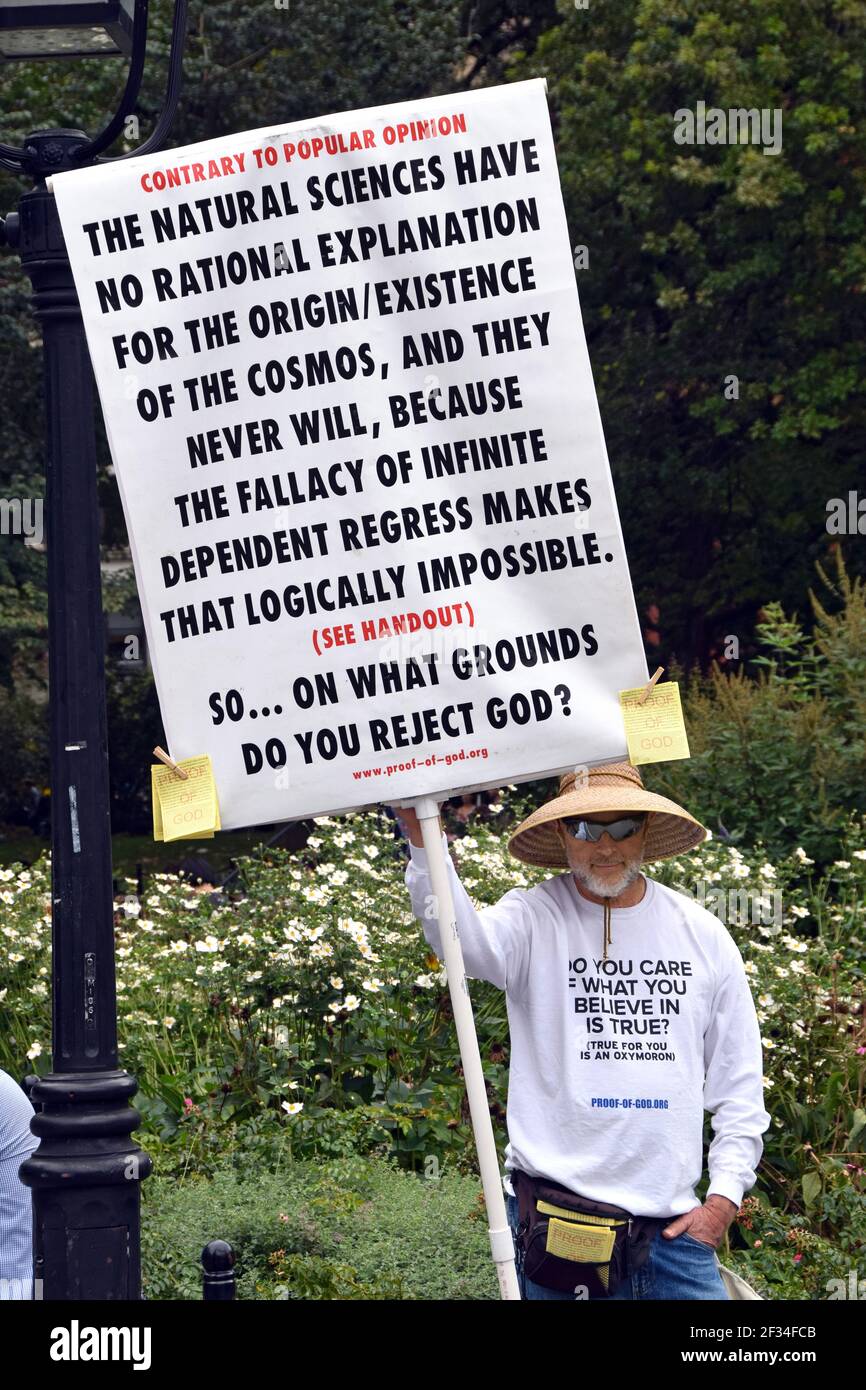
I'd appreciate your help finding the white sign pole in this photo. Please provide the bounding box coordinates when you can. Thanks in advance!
[410,795,521,1300]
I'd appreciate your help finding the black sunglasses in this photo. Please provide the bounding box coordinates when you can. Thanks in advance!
[562,813,648,843]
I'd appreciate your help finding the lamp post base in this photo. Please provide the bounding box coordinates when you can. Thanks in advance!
[19,1070,153,1301]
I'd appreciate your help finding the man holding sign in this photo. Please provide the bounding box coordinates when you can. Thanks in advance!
[393,762,770,1300]
[50,69,759,1299]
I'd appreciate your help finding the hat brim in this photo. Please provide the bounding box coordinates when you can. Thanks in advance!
[507,783,707,868]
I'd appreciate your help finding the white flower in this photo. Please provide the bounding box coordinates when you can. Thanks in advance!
[834,860,851,870]
[362,977,384,992]
[364,845,380,859]
[194,935,220,953]
[329,976,344,990]
[415,974,434,988]
[305,886,330,905]
[121,900,141,917]
[237,932,255,947]
[170,939,189,953]
[343,994,361,1011]
[26,1041,43,1060]
[281,1101,304,1115]
[794,847,814,865]
[246,971,263,982]
[162,1016,176,1029]
[759,863,776,879]
[788,905,809,919]
[761,1037,776,1049]
[781,934,808,951]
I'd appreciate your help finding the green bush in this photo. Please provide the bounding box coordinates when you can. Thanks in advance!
[142,1154,498,1300]
[0,683,48,824]
[650,551,866,864]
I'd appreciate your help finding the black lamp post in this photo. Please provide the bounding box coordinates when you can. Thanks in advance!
[0,2,136,59]
[0,0,188,1300]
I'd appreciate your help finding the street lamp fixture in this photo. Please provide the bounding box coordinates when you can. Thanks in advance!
[0,1,135,61]
[0,0,188,1301]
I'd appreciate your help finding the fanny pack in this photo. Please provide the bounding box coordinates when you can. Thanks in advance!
[512,1169,668,1298]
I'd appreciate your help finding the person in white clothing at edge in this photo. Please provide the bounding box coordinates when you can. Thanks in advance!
[390,761,771,1301]
[0,1068,38,1300]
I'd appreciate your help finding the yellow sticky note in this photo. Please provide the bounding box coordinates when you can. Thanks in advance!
[618,682,691,765]
[151,769,164,840]
[151,755,221,842]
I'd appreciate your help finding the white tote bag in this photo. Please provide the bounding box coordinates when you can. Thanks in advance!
[718,1261,764,1300]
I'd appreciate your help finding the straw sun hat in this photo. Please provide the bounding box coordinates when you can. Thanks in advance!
[508,761,708,870]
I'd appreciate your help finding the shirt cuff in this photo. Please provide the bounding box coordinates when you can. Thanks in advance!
[706,1173,745,1210]
[407,831,448,871]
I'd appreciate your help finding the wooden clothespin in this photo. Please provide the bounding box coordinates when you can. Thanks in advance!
[637,666,665,705]
[153,745,189,780]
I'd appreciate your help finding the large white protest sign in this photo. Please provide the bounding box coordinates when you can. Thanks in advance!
[52,79,648,829]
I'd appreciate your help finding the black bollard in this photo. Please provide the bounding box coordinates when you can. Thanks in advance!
[202,1240,236,1301]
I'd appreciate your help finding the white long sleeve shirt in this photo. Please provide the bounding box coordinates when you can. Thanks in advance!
[0,1069,38,1299]
[405,833,771,1218]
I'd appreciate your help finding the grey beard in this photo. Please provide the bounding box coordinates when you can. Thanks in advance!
[572,859,642,899]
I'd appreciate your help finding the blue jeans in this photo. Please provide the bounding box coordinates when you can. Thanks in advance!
[505,1192,729,1300]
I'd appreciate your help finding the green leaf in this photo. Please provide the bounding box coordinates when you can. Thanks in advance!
[846,1108,866,1147]
[801,1170,822,1210]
